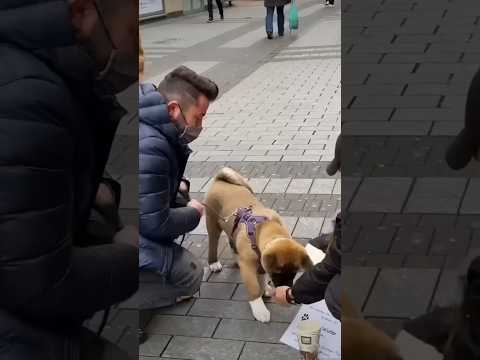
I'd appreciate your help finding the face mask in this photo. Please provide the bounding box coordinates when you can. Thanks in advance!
[174,104,203,144]
[94,2,137,94]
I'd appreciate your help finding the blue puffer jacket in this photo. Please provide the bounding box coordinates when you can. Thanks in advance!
[139,83,201,273]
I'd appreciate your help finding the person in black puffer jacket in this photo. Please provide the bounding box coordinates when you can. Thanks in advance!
[0,0,138,359]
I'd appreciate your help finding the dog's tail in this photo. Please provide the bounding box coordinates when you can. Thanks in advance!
[214,167,254,194]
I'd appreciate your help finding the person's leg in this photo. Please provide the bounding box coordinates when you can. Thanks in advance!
[277,5,285,36]
[266,7,274,37]
[215,0,224,18]
[167,245,203,298]
[207,0,213,20]
[207,0,214,21]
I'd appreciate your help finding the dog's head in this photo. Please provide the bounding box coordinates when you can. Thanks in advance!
[261,239,313,287]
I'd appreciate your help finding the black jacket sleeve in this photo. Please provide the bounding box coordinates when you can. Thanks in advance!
[139,136,201,242]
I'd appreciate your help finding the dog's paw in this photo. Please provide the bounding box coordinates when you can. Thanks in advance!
[249,297,271,323]
[209,261,223,272]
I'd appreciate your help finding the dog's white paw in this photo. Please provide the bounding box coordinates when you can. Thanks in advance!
[209,261,223,272]
[249,297,271,323]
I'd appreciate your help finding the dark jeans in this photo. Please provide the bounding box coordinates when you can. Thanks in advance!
[207,0,223,19]
[266,6,284,34]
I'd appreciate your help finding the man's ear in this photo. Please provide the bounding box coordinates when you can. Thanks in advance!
[69,0,98,41]
[167,101,180,120]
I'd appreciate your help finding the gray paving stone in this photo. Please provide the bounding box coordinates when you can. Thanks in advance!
[350,178,412,213]
[162,336,244,360]
[404,255,445,269]
[430,122,464,136]
[232,284,255,302]
[239,342,300,360]
[281,216,299,234]
[264,178,292,193]
[267,303,301,323]
[248,178,270,193]
[189,178,210,192]
[309,179,335,194]
[392,108,459,121]
[208,268,243,283]
[405,178,467,214]
[343,267,378,311]
[189,299,254,320]
[147,315,219,337]
[390,227,433,255]
[343,109,393,121]
[460,178,480,214]
[155,299,195,316]
[286,179,313,194]
[353,226,396,254]
[199,282,237,300]
[292,217,324,239]
[214,319,288,343]
[343,121,431,136]
[432,270,462,308]
[364,268,440,318]
[353,95,441,108]
[364,254,404,268]
[140,335,171,357]
[429,228,470,255]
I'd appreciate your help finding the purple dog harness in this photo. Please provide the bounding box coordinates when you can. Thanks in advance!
[231,207,269,274]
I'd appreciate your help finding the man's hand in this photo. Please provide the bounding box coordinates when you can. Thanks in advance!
[178,179,190,201]
[187,199,205,217]
[274,286,292,306]
[94,182,122,229]
[113,224,138,247]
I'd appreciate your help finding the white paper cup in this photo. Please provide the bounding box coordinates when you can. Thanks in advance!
[297,320,321,360]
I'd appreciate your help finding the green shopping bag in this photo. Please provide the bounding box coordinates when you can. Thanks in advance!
[289,0,299,31]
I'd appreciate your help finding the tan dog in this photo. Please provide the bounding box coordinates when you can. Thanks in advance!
[342,293,404,360]
[205,168,313,323]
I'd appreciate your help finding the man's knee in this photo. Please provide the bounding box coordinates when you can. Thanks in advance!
[170,248,203,294]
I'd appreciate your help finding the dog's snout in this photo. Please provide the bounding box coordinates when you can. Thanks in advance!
[271,273,296,288]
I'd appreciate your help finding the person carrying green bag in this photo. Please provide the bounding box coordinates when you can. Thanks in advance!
[289,0,298,32]
[264,0,291,39]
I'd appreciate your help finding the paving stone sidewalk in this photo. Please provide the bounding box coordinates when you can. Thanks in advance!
[342,0,480,337]
[139,1,341,359]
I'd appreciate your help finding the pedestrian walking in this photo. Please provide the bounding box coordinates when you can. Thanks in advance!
[325,0,334,6]
[207,0,224,22]
[264,0,291,39]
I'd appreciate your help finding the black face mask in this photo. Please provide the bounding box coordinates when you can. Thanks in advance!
[93,1,137,94]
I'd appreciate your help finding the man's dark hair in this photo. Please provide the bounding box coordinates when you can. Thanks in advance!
[157,66,219,108]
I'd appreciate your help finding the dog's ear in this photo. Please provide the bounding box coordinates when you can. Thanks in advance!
[262,252,277,271]
[301,253,314,271]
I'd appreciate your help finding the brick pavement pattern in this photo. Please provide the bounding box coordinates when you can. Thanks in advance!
[139,1,341,359]
[342,0,480,337]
